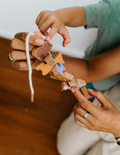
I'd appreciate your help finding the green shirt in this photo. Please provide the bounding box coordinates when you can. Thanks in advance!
[83,0,120,91]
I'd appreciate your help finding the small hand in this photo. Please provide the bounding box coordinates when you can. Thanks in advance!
[36,10,71,47]
[10,31,44,70]
[71,87,120,137]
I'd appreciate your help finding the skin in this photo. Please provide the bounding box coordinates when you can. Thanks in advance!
[71,87,120,138]
[36,7,86,47]
[11,7,120,138]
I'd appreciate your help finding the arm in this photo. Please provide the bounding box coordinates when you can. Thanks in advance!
[63,45,120,83]
[51,7,86,27]
[11,32,120,83]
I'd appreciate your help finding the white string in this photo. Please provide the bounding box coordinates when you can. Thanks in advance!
[25,32,35,101]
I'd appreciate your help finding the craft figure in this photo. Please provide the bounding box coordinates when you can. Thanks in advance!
[15,32,92,101]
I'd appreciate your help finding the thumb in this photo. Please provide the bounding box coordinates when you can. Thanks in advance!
[88,89,112,108]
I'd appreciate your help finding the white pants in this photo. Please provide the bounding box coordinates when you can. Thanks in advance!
[57,83,120,155]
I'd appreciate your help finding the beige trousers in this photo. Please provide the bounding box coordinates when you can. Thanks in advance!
[57,83,120,155]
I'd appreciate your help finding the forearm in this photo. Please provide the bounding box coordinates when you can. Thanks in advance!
[11,32,120,83]
[63,55,89,81]
[87,45,120,82]
[63,45,120,83]
[54,7,86,27]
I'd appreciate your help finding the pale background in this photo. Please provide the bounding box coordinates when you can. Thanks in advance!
[0,0,100,57]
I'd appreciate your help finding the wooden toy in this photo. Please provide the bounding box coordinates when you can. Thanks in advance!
[14,32,92,100]
[36,51,63,75]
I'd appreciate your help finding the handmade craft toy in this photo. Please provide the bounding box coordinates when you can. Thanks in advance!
[14,32,91,102]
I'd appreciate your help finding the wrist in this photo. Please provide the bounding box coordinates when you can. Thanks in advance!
[113,133,120,138]
[112,128,120,139]
[112,126,120,138]
[54,9,67,25]
[111,112,120,138]
[113,130,120,146]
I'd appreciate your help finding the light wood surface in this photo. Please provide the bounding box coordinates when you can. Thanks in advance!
[0,37,77,155]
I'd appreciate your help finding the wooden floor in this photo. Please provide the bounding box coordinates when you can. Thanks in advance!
[0,37,77,155]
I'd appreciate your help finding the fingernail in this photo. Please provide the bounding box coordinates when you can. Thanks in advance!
[46,36,50,41]
[35,39,44,44]
[71,88,75,93]
[20,62,27,68]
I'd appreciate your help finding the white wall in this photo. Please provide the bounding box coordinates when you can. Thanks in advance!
[0,0,100,58]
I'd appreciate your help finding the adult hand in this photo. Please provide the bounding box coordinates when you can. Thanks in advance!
[10,31,44,70]
[71,87,120,138]
[36,10,71,47]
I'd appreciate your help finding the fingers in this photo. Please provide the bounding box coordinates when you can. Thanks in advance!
[46,25,71,47]
[58,28,71,47]
[88,89,112,108]
[74,112,90,129]
[11,31,44,71]
[74,103,96,123]
[11,31,45,61]
[37,11,52,37]
[36,11,55,38]
[74,104,87,117]
[11,31,44,57]
[12,59,40,70]
[12,60,29,70]
[71,87,101,116]
[34,31,42,38]
[37,17,59,41]
[29,31,44,45]
[11,39,34,51]
[14,31,44,46]
[74,120,88,129]
[74,109,94,130]
[46,23,60,41]
[10,50,34,61]
[36,11,71,46]
[36,11,45,25]
[63,38,71,47]
[72,88,120,133]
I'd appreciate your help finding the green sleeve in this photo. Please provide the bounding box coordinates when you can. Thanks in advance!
[83,0,119,29]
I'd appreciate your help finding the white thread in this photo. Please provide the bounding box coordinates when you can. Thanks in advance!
[25,32,35,98]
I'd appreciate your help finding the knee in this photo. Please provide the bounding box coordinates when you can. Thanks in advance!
[56,128,69,155]
[56,113,76,155]
[56,124,75,155]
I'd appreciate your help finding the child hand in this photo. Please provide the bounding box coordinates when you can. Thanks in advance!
[10,31,44,70]
[71,87,120,138]
[36,10,71,47]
